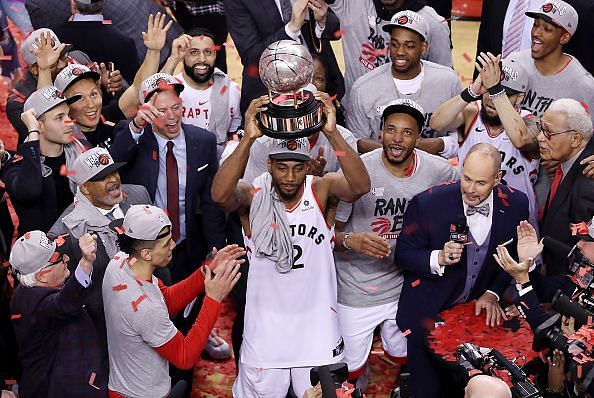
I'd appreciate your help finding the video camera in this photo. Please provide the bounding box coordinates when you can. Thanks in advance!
[310,363,364,398]
[456,343,541,398]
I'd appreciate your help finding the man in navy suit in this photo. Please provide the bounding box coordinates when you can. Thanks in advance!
[395,143,529,397]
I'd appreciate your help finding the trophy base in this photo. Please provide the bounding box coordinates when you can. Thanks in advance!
[257,91,325,139]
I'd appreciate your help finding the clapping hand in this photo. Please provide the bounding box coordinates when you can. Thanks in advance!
[476,52,502,90]
[516,220,543,263]
[206,244,246,274]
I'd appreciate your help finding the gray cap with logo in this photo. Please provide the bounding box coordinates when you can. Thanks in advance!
[382,10,429,41]
[526,0,578,36]
[269,138,311,161]
[54,64,100,93]
[139,73,185,103]
[501,58,529,94]
[20,28,73,66]
[111,205,172,240]
[70,147,126,186]
[24,86,81,118]
[10,230,59,276]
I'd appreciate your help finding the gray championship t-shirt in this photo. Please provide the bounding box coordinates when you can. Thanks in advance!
[102,252,177,398]
[507,50,594,123]
[334,149,459,307]
[346,61,462,141]
[242,125,358,183]
[329,0,453,101]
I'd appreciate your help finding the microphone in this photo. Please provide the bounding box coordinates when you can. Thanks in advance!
[450,215,469,244]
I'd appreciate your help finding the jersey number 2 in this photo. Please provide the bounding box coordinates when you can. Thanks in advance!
[292,245,304,269]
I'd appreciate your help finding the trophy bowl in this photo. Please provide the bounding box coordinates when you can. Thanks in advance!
[257,40,324,139]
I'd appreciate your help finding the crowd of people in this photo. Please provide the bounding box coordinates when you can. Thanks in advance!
[1,0,594,397]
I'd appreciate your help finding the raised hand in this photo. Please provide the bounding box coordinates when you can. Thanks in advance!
[171,34,192,62]
[493,245,532,283]
[31,32,66,71]
[20,108,41,134]
[308,0,328,25]
[289,0,309,33]
[204,259,241,302]
[308,147,327,176]
[206,244,246,273]
[244,95,269,140]
[516,220,543,263]
[132,94,163,129]
[469,70,488,97]
[142,12,173,51]
[476,52,502,90]
[313,91,337,135]
[78,233,98,273]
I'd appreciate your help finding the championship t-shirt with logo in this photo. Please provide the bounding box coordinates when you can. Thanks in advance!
[175,73,241,134]
[334,148,458,307]
[506,50,594,123]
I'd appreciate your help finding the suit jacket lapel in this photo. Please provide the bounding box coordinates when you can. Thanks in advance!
[262,0,284,26]
[148,126,160,200]
[487,185,506,255]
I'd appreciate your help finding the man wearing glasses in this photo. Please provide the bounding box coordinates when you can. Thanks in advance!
[537,98,594,276]
[10,230,106,397]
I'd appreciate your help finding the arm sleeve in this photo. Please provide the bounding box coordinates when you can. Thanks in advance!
[335,201,353,223]
[2,141,44,201]
[516,287,551,332]
[158,268,206,315]
[439,133,460,159]
[109,120,142,163]
[6,93,29,144]
[429,250,445,276]
[152,296,222,369]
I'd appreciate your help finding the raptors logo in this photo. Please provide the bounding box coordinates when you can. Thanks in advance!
[72,67,84,76]
[397,15,409,25]
[98,154,110,165]
[287,140,297,151]
[155,78,168,88]
[542,3,554,12]
[370,217,399,240]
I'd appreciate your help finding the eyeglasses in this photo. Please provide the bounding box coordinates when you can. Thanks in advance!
[536,120,576,140]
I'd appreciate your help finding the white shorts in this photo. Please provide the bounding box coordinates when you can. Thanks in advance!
[232,363,313,398]
[337,301,407,372]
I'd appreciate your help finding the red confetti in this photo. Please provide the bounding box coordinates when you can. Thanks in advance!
[54,234,67,247]
[411,279,421,288]
[143,206,152,214]
[102,19,113,25]
[10,314,21,319]
[223,42,235,49]
[334,150,346,157]
[365,285,378,291]
[112,284,128,292]
[152,150,158,161]
[402,329,412,337]
[270,223,279,229]
[250,187,262,195]
[497,187,510,207]
[219,85,228,95]
[246,64,259,77]
[131,294,148,312]
[578,364,583,378]
[210,45,223,51]
[24,232,31,239]
[333,29,345,39]
[89,372,101,389]
[60,164,77,176]
[128,257,137,266]
[4,379,16,385]
[103,120,115,127]
[0,55,12,61]
[115,226,125,234]
[462,52,472,63]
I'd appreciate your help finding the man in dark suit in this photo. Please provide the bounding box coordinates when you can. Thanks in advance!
[537,98,594,276]
[224,0,345,114]
[476,0,594,76]
[395,143,529,398]
[53,0,140,83]
[109,73,226,281]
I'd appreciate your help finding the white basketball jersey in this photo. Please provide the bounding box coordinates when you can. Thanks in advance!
[459,104,540,227]
[241,175,344,368]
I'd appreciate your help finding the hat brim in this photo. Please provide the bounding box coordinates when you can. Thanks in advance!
[88,162,126,182]
[269,153,311,162]
[59,43,74,59]
[525,12,564,30]
[38,94,82,117]
[382,104,425,130]
[381,24,426,41]
[108,218,125,234]
[63,70,101,92]
[143,83,185,103]
[502,86,523,96]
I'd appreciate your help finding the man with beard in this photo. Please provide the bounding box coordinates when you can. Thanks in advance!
[327,0,452,100]
[162,28,241,149]
[427,55,541,228]
[212,93,370,397]
[395,143,529,397]
[332,99,458,392]
[346,10,460,141]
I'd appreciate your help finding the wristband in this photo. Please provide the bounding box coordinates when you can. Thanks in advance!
[460,87,480,103]
[467,84,480,98]
[342,233,352,250]
[487,84,506,100]
[488,90,506,101]
[131,118,141,130]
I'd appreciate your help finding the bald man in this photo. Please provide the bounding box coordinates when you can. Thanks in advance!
[395,143,530,397]
[465,375,512,398]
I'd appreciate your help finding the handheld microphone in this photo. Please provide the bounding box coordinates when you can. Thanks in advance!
[450,215,469,244]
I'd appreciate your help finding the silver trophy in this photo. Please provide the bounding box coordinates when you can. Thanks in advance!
[257,40,324,139]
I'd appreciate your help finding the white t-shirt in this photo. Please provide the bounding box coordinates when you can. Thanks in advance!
[176,73,242,133]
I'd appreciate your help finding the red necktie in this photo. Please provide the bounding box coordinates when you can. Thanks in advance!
[547,166,564,207]
[166,141,180,242]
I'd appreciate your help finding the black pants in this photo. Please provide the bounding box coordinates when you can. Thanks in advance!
[173,2,228,73]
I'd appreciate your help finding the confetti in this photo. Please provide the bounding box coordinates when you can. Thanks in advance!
[128,257,137,266]
[112,284,128,292]
[4,379,16,385]
[54,234,67,247]
[143,206,152,214]
[219,85,228,95]
[250,187,262,195]
[411,279,421,288]
[334,150,346,157]
[10,314,21,319]
[24,232,31,239]
[246,64,259,77]
[462,52,472,63]
[60,164,77,176]
[210,45,223,51]
[223,42,235,49]
[152,150,158,161]
[270,223,279,229]
[0,55,12,61]
[333,29,345,39]
[131,294,148,312]
[103,120,115,127]
[89,372,101,389]
[401,329,412,337]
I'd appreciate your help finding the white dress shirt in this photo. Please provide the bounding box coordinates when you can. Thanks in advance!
[502,0,544,55]
[273,0,324,42]
[430,191,494,276]
[72,13,104,22]
[96,203,125,220]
